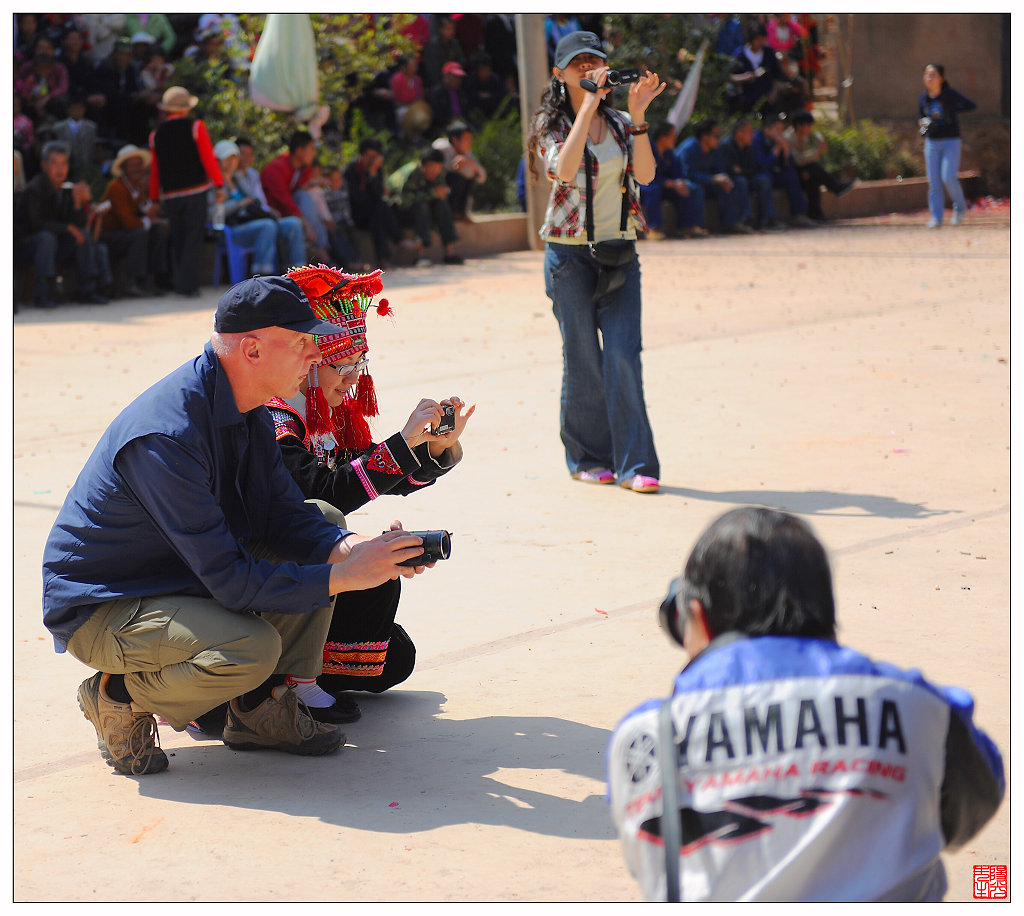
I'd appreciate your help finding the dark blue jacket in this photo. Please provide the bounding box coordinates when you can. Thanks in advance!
[677,136,726,187]
[918,86,976,140]
[752,129,796,174]
[650,135,685,190]
[42,343,345,650]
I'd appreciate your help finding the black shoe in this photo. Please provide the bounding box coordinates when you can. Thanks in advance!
[309,694,362,724]
[835,179,857,198]
[443,254,465,265]
[122,283,146,299]
[34,296,58,309]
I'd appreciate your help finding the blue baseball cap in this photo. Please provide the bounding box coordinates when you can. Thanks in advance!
[214,275,340,336]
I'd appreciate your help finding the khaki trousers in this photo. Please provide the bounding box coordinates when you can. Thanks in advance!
[66,593,333,731]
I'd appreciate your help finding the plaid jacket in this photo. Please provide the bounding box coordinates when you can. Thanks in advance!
[538,107,647,241]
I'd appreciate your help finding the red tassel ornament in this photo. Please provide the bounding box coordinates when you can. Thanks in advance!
[355,371,379,417]
[332,397,373,451]
[305,370,334,438]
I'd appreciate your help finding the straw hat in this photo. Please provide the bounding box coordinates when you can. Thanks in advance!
[401,100,433,136]
[159,86,199,113]
[111,144,152,176]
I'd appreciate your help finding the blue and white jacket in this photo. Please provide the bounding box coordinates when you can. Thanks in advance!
[607,634,1004,902]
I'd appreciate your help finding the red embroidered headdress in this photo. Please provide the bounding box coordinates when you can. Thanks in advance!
[285,264,393,452]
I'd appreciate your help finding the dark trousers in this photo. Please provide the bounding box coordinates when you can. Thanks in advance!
[351,197,404,262]
[162,190,207,295]
[798,162,843,219]
[771,166,809,217]
[100,227,149,283]
[18,229,102,300]
[407,197,458,248]
[446,171,474,217]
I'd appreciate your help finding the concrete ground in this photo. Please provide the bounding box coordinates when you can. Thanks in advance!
[13,208,1009,904]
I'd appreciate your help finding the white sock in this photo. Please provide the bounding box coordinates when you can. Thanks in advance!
[284,676,336,708]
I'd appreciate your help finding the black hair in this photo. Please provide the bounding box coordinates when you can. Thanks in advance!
[287,130,314,153]
[358,137,383,155]
[420,148,445,165]
[790,109,814,127]
[762,112,783,129]
[925,62,946,79]
[682,507,837,641]
[526,74,611,181]
[652,120,677,143]
[446,120,472,140]
[746,23,768,43]
[732,116,752,133]
[693,118,718,140]
[235,137,253,149]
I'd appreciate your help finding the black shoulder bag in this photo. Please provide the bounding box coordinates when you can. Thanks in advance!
[584,113,635,302]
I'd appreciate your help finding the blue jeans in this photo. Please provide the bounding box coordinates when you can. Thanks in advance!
[230,218,280,275]
[276,216,306,270]
[545,242,660,481]
[294,189,329,250]
[924,137,966,223]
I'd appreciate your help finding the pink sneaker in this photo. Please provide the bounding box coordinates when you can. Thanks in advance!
[620,475,659,493]
[572,468,615,485]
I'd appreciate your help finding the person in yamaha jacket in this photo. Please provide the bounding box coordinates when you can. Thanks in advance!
[608,506,1004,902]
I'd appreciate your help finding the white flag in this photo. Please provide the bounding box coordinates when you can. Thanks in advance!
[667,39,709,131]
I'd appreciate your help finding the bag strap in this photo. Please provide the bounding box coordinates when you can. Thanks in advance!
[583,112,631,247]
[658,697,682,903]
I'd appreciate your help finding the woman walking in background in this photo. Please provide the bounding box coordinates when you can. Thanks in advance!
[918,63,976,228]
[527,31,664,494]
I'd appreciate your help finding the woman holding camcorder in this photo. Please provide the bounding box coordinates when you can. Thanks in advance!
[527,30,664,494]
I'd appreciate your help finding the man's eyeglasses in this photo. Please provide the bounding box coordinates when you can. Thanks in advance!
[329,357,369,378]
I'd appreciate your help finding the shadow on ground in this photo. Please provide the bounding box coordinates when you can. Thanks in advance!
[136,690,615,840]
[657,486,956,520]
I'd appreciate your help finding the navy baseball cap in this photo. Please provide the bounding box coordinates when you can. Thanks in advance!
[214,275,340,336]
[553,31,606,70]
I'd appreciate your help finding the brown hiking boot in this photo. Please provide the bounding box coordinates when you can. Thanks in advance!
[77,672,169,776]
[222,684,344,756]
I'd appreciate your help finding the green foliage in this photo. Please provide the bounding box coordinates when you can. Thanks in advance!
[602,13,747,139]
[467,98,523,212]
[819,118,923,180]
[166,13,418,165]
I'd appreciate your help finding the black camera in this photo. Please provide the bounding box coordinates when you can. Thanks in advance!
[397,530,452,567]
[431,403,456,436]
[580,68,642,93]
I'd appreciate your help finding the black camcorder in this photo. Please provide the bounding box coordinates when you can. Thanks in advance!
[397,530,453,567]
[580,68,642,93]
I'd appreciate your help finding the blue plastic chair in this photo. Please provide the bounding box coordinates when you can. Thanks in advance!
[211,224,257,286]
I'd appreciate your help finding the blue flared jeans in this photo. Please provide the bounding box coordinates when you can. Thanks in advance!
[924,137,967,224]
[545,241,660,481]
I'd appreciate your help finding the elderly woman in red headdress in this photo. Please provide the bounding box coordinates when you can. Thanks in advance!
[263,263,474,722]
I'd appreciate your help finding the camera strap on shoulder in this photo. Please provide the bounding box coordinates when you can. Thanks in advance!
[583,112,631,249]
[658,697,682,903]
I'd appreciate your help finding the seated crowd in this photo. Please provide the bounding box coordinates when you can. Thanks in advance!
[14,13,856,310]
[13,13,518,309]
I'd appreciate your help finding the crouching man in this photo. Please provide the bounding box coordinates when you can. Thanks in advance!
[42,275,431,775]
[607,507,1004,901]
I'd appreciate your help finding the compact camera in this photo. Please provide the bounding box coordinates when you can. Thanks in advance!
[431,403,456,436]
[397,530,452,567]
[580,68,642,93]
